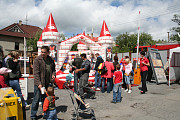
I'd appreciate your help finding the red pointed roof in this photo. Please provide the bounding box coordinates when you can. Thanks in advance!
[79,41,85,45]
[45,13,58,32]
[100,20,111,37]
[39,27,46,41]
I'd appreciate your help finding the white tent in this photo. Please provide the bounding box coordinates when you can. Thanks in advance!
[169,47,180,86]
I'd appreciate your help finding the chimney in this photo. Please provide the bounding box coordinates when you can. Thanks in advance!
[19,20,22,26]
[91,33,93,39]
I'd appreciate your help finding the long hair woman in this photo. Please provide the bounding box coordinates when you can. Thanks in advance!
[140,51,150,94]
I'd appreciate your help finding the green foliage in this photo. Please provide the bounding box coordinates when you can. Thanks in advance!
[156,39,167,43]
[114,32,155,53]
[27,32,67,51]
[27,30,42,51]
[170,14,180,41]
[71,42,78,51]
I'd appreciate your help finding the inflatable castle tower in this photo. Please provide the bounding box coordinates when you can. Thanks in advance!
[37,13,61,70]
[98,20,113,60]
[37,13,113,71]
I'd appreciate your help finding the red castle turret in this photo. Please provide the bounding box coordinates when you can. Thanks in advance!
[42,13,60,41]
[45,13,58,32]
[100,20,111,37]
[98,20,113,60]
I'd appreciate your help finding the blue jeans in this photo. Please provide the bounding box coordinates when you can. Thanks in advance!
[9,79,26,119]
[9,79,26,106]
[31,85,45,118]
[113,83,122,102]
[45,109,58,120]
[125,76,130,85]
[101,78,111,93]
[94,71,101,88]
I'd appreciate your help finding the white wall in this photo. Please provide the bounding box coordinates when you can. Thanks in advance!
[0,41,23,55]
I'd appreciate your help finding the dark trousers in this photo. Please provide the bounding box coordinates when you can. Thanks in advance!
[122,71,127,89]
[31,85,46,118]
[141,71,148,92]
[79,73,95,97]
[74,72,81,94]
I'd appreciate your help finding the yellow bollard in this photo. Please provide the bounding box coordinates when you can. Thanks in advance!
[0,88,23,120]
[134,67,141,85]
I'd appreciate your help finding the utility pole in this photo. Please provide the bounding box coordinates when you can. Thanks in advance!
[167,32,170,42]
[26,14,28,25]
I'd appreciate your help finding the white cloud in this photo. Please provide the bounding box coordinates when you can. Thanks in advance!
[0,0,179,41]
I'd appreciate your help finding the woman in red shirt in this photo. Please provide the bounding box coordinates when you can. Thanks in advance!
[101,57,114,93]
[140,51,150,94]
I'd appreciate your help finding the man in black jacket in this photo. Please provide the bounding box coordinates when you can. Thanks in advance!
[72,54,83,93]
[94,53,104,90]
[75,54,95,99]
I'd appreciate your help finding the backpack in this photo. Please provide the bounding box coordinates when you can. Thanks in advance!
[6,58,21,79]
[100,62,107,75]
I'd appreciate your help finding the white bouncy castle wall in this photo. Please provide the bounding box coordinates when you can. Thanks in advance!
[169,47,180,85]
[58,33,102,69]
[37,13,113,71]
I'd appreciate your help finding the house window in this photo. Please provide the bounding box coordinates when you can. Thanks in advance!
[7,25,23,33]
[15,42,19,50]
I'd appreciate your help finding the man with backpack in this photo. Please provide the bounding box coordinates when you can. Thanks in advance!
[94,53,104,90]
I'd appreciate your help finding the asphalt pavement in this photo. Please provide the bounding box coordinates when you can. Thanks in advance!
[26,78,180,120]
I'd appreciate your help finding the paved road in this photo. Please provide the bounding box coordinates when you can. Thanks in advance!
[26,79,180,120]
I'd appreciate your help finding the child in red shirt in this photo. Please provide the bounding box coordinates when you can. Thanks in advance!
[43,86,58,120]
[0,67,11,88]
[111,64,123,103]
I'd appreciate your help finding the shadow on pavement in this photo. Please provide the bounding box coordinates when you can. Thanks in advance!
[56,105,68,113]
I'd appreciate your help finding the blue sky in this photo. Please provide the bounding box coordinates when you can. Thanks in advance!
[0,0,179,40]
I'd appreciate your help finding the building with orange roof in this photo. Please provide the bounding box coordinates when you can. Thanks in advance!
[0,20,42,55]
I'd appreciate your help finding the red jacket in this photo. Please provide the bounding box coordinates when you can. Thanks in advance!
[0,75,8,88]
[140,57,149,72]
[43,93,56,112]
[101,61,114,78]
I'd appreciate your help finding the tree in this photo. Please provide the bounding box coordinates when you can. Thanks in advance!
[27,30,42,51]
[170,14,180,41]
[71,42,78,51]
[114,32,155,53]
[156,39,167,43]
[60,33,66,41]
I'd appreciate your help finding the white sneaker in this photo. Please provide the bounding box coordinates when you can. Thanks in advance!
[96,88,101,91]
[39,102,42,105]
[124,89,128,92]
[128,90,132,94]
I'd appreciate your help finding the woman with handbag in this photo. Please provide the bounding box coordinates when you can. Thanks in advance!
[6,51,29,119]
[101,57,114,93]
[6,51,23,98]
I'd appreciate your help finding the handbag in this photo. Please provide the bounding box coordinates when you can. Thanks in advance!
[100,62,107,75]
[6,58,21,79]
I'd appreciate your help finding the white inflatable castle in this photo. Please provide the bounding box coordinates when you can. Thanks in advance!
[37,13,114,71]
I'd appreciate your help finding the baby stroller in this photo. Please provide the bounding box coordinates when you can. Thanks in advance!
[63,82,96,120]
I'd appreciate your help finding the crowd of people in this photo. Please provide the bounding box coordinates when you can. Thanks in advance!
[0,51,30,119]
[0,45,150,120]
